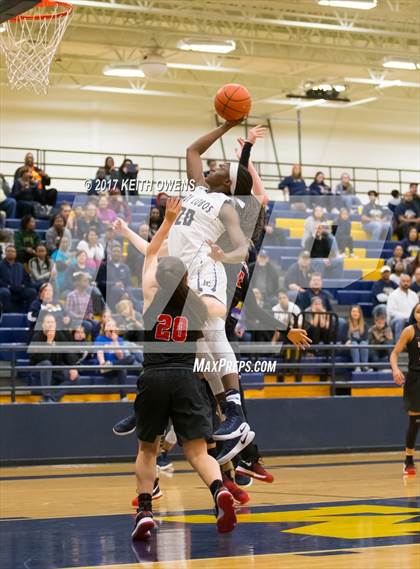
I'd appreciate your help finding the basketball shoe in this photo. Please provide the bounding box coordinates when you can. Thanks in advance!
[131,511,155,541]
[222,474,250,505]
[236,459,274,483]
[214,487,237,533]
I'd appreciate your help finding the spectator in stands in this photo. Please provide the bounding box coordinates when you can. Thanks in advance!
[408,252,420,278]
[100,225,121,256]
[304,296,334,347]
[28,243,55,289]
[0,245,37,312]
[77,228,104,268]
[368,312,393,366]
[390,261,405,286]
[51,236,72,291]
[278,165,308,210]
[115,299,144,342]
[387,189,401,214]
[296,272,332,312]
[361,190,390,241]
[204,159,217,177]
[72,325,94,366]
[301,205,327,247]
[14,215,40,263]
[250,249,279,304]
[27,282,70,331]
[148,207,163,237]
[96,195,117,226]
[59,201,74,230]
[272,289,301,328]
[332,207,354,256]
[30,313,79,403]
[387,273,419,338]
[284,251,313,293]
[334,172,361,213]
[66,272,98,338]
[260,217,287,247]
[394,191,420,239]
[15,153,57,207]
[106,244,132,308]
[309,171,332,211]
[109,193,131,223]
[371,265,397,311]
[0,173,16,219]
[304,223,344,278]
[401,227,419,260]
[45,214,72,254]
[118,158,139,195]
[386,244,406,272]
[75,201,103,240]
[95,318,136,400]
[63,250,95,292]
[104,156,119,180]
[11,168,39,217]
[346,305,369,372]
[411,266,420,299]
[409,182,419,204]
[0,228,14,260]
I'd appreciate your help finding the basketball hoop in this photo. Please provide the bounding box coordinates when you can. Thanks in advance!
[0,0,73,94]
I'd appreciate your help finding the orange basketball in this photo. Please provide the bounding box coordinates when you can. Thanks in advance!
[214,83,252,121]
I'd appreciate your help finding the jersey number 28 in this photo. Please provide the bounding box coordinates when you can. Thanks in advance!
[155,314,188,342]
[175,207,195,226]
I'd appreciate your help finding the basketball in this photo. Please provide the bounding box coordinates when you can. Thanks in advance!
[214,83,252,121]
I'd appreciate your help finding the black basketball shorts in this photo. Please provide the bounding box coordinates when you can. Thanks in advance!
[134,366,213,443]
[404,370,420,413]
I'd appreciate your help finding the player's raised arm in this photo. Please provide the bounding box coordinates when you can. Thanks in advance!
[390,325,414,385]
[113,217,149,256]
[186,120,243,187]
[207,202,248,264]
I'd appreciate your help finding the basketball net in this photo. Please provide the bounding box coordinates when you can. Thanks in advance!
[0,0,73,95]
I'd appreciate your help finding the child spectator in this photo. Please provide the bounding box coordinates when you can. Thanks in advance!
[28,243,55,289]
[368,313,393,366]
[332,207,354,256]
[347,304,369,372]
[14,215,40,263]
[46,214,72,254]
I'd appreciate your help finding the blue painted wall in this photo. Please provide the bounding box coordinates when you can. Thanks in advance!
[0,397,407,465]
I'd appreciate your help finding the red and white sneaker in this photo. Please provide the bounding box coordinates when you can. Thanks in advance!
[215,487,237,533]
[131,511,155,541]
[222,475,250,505]
[236,459,274,483]
[403,463,416,476]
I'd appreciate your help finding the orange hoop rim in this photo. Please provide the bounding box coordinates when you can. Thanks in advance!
[9,0,73,21]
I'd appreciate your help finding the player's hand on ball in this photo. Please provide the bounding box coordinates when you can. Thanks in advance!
[287,328,312,350]
[165,197,182,222]
[392,368,405,385]
[246,124,266,145]
[112,217,128,235]
[206,240,225,262]
[224,118,245,128]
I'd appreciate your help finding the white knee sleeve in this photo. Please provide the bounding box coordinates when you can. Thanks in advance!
[203,317,238,377]
[196,338,224,395]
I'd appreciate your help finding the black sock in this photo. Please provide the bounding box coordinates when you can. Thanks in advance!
[405,455,414,466]
[138,493,152,513]
[209,479,223,499]
[405,415,419,450]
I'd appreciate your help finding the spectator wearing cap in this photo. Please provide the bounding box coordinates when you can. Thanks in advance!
[284,251,313,293]
[304,223,344,278]
[296,272,333,312]
[334,173,361,213]
[361,190,390,241]
[393,191,420,240]
[371,265,397,315]
[386,273,419,338]
[249,249,279,304]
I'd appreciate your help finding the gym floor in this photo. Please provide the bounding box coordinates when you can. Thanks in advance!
[1,452,419,569]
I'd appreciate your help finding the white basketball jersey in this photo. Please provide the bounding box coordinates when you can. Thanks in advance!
[167,186,230,266]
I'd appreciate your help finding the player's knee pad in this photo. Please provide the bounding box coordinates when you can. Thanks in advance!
[203,317,238,377]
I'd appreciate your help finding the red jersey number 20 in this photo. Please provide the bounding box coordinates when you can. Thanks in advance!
[155,314,188,343]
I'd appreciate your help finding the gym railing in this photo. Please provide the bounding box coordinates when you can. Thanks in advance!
[0,343,401,403]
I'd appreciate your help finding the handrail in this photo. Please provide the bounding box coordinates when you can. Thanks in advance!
[0,342,404,402]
